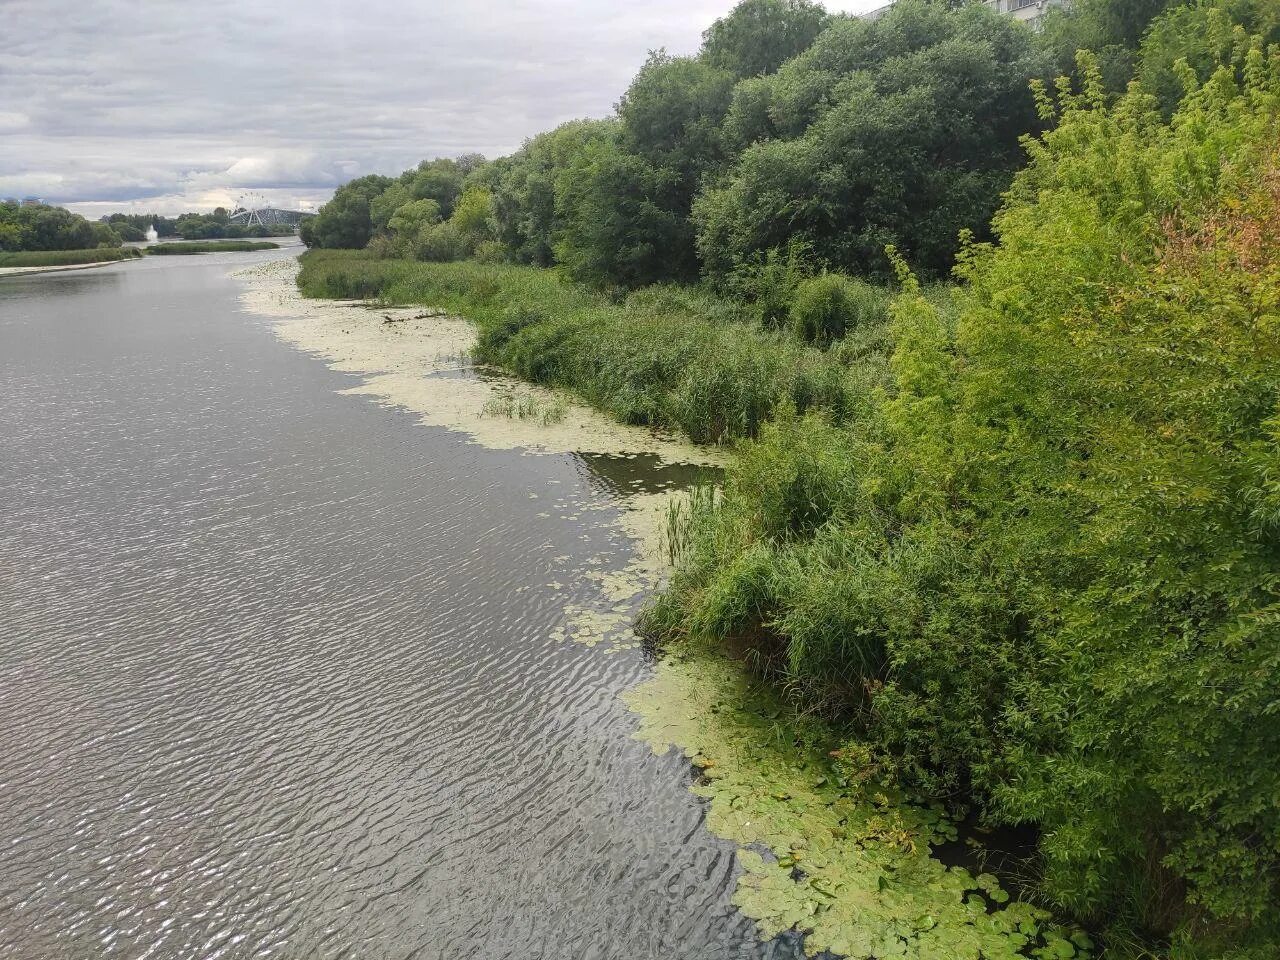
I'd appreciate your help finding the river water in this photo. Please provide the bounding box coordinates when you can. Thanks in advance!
[0,250,793,960]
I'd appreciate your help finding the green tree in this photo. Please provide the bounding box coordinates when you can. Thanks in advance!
[385,198,442,255]
[1137,0,1280,114]
[557,53,734,286]
[554,137,693,288]
[488,119,617,266]
[696,0,1045,280]
[369,182,411,233]
[405,159,467,218]
[701,0,830,79]
[1038,0,1181,91]
[301,174,393,249]
[449,187,494,243]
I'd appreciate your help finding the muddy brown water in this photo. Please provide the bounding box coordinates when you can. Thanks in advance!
[0,249,797,960]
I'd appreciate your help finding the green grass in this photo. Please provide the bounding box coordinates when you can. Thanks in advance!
[146,241,280,255]
[297,250,893,445]
[0,247,142,267]
[481,390,569,425]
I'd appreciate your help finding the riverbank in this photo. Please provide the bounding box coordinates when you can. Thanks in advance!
[241,255,1085,959]
[238,257,722,650]
[295,250,870,445]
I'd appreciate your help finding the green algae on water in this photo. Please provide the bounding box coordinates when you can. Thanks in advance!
[623,654,1090,960]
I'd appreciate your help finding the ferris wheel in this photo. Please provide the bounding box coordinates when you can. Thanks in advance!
[230,192,271,226]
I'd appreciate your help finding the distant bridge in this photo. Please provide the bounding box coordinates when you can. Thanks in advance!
[228,205,315,228]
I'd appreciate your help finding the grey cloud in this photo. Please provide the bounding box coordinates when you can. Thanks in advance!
[2,0,882,214]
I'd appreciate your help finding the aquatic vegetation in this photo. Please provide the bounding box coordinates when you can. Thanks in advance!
[146,241,280,255]
[661,484,718,567]
[624,653,1089,959]
[481,390,568,425]
[0,247,141,267]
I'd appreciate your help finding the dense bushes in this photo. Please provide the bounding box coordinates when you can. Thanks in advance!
[298,251,881,444]
[646,29,1280,955]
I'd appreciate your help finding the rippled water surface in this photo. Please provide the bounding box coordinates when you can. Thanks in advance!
[0,252,792,960]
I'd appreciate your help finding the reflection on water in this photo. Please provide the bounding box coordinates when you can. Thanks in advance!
[574,451,723,499]
[0,252,794,960]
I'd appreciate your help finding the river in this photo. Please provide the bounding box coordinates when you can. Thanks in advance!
[0,248,798,959]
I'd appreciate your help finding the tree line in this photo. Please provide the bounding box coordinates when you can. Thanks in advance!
[0,202,125,252]
[301,0,1252,292]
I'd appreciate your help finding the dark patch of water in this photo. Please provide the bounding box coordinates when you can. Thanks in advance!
[574,451,723,499]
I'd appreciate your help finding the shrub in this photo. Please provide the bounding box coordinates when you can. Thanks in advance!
[788,273,888,347]
[414,221,467,262]
[472,239,506,264]
[723,242,814,329]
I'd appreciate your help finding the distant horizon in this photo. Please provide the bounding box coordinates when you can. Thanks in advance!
[3,0,886,219]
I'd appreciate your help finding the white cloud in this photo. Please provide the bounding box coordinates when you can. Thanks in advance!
[0,112,31,133]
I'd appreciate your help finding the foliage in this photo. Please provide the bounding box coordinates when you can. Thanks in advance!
[144,241,279,254]
[449,187,494,241]
[0,247,140,267]
[369,182,412,233]
[695,0,1047,281]
[487,119,616,266]
[385,198,442,255]
[0,202,122,251]
[1136,0,1280,114]
[788,273,889,347]
[402,157,474,218]
[103,213,179,240]
[554,136,697,287]
[167,206,294,240]
[1038,0,1182,93]
[556,52,736,286]
[700,0,830,79]
[651,26,1280,955]
[297,251,871,444]
[414,221,468,262]
[300,174,394,249]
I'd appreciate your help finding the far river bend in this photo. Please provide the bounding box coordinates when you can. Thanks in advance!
[0,248,797,960]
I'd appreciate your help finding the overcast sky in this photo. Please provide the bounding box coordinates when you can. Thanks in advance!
[2,0,886,217]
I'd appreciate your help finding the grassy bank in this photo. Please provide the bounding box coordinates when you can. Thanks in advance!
[147,240,280,255]
[297,250,893,444]
[0,247,142,268]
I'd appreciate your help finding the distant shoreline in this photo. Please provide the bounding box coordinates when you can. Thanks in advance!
[0,260,128,279]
